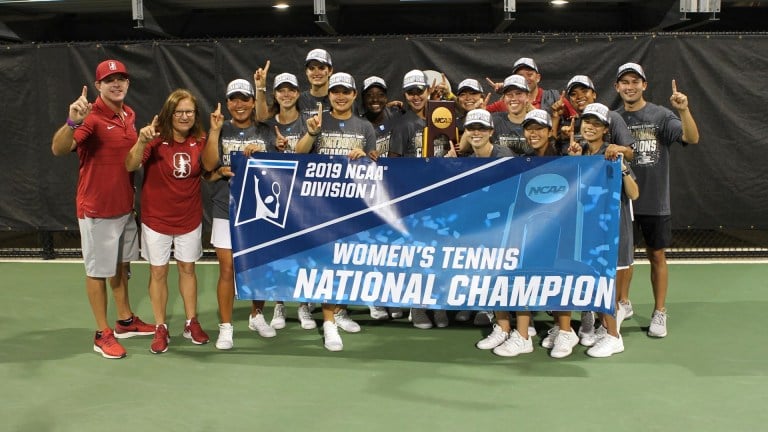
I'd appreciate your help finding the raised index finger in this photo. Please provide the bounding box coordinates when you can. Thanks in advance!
[274,125,283,138]
[264,59,271,73]
[215,102,221,115]
[671,79,678,93]
[81,85,88,99]
[151,114,159,127]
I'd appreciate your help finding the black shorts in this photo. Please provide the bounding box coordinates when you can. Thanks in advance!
[633,214,672,250]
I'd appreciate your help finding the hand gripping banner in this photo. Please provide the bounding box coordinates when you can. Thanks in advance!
[230,153,622,315]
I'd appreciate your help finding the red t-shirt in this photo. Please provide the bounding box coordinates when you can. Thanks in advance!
[72,97,137,219]
[140,134,206,235]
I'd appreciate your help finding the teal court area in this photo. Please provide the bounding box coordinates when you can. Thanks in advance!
[1,261,766,432]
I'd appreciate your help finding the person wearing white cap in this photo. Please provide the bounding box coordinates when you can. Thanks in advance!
[299,48,334,121]
[203,79,281,349]
[551,75,636,158]
[490,74,534,156]
[614,62,700,339]
[565,102,640,358]
[389,69,433,158]
[51,59,156,359]
[447,109,511,158]
[454,78,489,134]
[296,72,376,351]
[472,109,555,358]
[486,57,560,116]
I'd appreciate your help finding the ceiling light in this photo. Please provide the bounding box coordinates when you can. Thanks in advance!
[550,0,569,5]
[273,3,289,9]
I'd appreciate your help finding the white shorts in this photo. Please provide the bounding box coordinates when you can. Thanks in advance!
[79,213,139,278]
[210,217,232,250]
[141,223,202,266]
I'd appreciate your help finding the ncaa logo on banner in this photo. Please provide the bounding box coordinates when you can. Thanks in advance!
[234,159,298,228]
[525,173,569,204]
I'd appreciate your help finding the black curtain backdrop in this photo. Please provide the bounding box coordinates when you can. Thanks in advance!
[1,33,765,231]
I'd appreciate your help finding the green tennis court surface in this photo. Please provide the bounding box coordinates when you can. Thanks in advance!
[1,261,766,431]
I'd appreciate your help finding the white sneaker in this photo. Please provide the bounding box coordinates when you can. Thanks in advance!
[215,323,233,350]
[550,328,579,359]
[249,313,277,338]
[580,325,606,347]
[619,300,634,320]
[369,306,389,320]
[541,325,560,349]
[433,310,449,328]
[270,303,286,329]
[587,333,624,358]
[493,330,534,357]
[411,308,433,329]
[578,311,596,338]
[648,309,668,338]
[323,321,343,352]
[455,310,472,322]
[297,303,317,330]
[473,311,493,326]
[476,324,508,350]
[334,310,361,333]
[389,307,404,319]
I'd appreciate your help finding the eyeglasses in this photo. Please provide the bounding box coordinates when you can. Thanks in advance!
[173,110,196,118]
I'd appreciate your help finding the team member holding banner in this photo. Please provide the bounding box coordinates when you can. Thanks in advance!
[296,72,376,351]
[567,103,639,357]
[125,89,210,354]
[51,59,155,359]
[204,79,283,350]
[472,109,551,357]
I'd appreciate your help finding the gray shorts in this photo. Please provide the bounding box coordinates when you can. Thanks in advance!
[79,213,139,278]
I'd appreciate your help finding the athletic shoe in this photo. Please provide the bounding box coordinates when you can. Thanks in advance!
[114,315,155,339]
[580,325,605,347]
[334,310,361,333]
[411,308,433,329]
[433,310,449,328]
[473,311,493,326]
[587,334,624,358]
[93,328,126,359]
[550,328,579,359]
[541,325,560,349]
[493,330,534,357]
[389,307,404,319]
[183,317,209,345]
[578,311,596,338]
[619,300,634,320]
[249,312,277,338]
[323,321,343,352]
[369,306,389,320]
[150,324,169,354]
[475,324,508,350]
[648,309,668,338]
[297,304,317,330]
[215,323,234,350]
[454,310,472,322]
[270,304,286,329]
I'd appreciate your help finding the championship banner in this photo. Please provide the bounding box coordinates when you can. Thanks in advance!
[230,153,623,315]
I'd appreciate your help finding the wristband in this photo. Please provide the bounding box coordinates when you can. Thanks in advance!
[308,130,320,137]
[66,118,82,130]
[256,87,267,92]
[622,169,630,176]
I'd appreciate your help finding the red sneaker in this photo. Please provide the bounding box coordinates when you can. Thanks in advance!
[183,317,209,345]
[115,315,156,339]
[93,328,127,359]
[150,325,169,354]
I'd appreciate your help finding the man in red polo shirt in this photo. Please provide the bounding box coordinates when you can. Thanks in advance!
[51,59,155,359]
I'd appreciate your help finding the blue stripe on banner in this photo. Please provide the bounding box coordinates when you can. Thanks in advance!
[229,153,622,315]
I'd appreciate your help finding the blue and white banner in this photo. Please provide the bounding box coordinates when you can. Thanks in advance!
[230,153,622,314]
